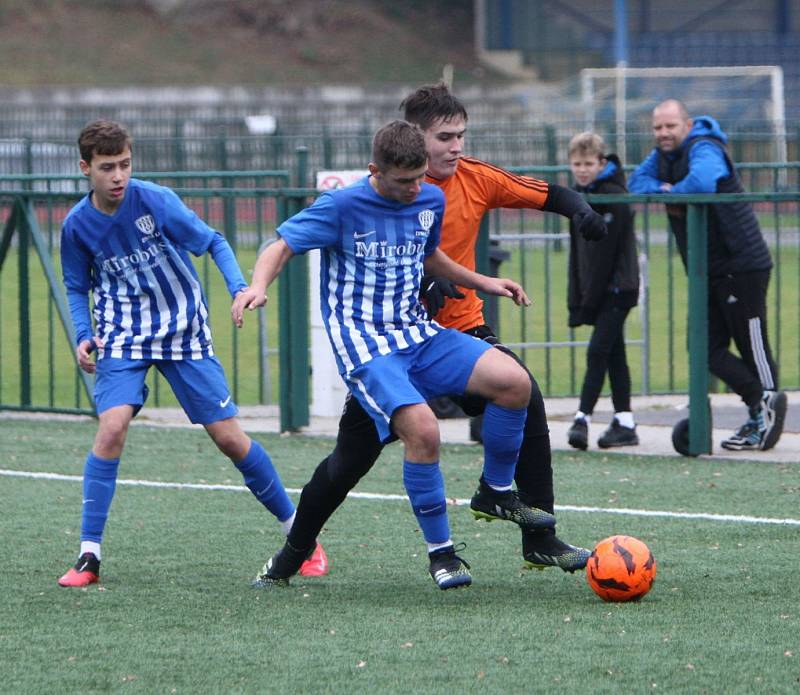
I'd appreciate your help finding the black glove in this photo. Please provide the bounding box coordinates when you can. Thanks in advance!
[420,275,465,317]
[573,210,607,241]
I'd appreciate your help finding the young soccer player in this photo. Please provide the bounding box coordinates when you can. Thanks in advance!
[57,120,326,587]
[233,120,542,590]
[565,133,640,449]
[255,84,608,586]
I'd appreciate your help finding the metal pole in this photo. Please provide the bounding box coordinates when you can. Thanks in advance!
[771,66,788,189]
[686,204,711,455]
[279,147,310,432]
[18,199,31,406]
[614,0,629,65]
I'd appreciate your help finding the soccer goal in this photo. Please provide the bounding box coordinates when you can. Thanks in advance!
[580,65,787,178]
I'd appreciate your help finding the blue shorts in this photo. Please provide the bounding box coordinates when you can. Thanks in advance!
[346,328,492,442]
[94,356,238,425]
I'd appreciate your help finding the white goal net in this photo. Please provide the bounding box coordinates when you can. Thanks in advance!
[580,65,787,172]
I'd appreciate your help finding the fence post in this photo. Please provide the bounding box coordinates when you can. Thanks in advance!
[686,203,712,455]
[322,125,333,169]
[172,119,186,171]
[17,199,31,405]
[544,125,557,166]
[278,147,310,432]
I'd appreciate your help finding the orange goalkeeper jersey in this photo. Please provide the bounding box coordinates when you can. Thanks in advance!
[426,156,550,331]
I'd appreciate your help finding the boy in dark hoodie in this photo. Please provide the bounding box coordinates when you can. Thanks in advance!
[566,133,640,449]
[629,99,786,452]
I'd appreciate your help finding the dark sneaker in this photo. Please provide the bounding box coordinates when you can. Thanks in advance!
[470,478,556,531]
[760,390,787,451]
[721,418,763,451]
[522,529,590,573]
[58,552,100,587]
[251,541,316,588]
[428,544,472,590]
[567,418,588,450]
[597,418,639,448]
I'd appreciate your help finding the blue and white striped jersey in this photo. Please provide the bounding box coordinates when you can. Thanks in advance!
[61,178,247,360]
[278,176,445,377]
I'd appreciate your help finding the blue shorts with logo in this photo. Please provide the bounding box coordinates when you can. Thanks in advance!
[94,355,238,424]
[346,328,492,442]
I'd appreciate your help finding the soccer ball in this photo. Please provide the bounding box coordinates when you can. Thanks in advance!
[586,535,656,602]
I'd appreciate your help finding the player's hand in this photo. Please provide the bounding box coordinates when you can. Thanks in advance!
[482,277,531,307]
[231,287,267,328]
[573,209,607,241]
[419,275,465,317]
[76,337,103,374]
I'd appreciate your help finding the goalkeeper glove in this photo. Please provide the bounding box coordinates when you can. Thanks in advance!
[420,276,465,317]
[573,210,607,241]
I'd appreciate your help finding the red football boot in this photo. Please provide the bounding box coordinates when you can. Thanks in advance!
[298,543,329,577]
[58,552,100,587]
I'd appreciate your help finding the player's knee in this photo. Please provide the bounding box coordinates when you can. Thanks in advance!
[94,409,132,456]
[336,431,383,470]
[219,435,251,462]
[207,420,251,460]
[407,435,439,462]
[326,444,378,488]
[502,366,531,409]
[394,407,440,461]
[209,430,252,462]
[93,429,126,457]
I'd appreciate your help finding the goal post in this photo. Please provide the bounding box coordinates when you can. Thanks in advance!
[580,65,787,178]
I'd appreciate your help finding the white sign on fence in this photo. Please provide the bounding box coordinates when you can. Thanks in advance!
[309,170,368,417]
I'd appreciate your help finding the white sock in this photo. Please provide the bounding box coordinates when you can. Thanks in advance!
[80,541,101,561]
[427,540,453,554]
[280,510,296,536]
[575,411,591,425]
[486,482,513,492]
[616,411,635,428]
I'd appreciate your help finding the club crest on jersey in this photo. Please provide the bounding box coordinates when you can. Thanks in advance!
[418,209,435,232]
[134,214,156,235]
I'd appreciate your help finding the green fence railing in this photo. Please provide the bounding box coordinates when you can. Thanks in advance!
[0,167,316,432]
[483,189,800,454]
[2,169,798,447]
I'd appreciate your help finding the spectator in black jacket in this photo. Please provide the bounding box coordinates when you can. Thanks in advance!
[630,99,786,452]
[566,133,640,449]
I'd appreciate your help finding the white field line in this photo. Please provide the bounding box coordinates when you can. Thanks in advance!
[3,468,800,527]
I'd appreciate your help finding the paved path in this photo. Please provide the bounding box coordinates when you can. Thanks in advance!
[126,392,800,463]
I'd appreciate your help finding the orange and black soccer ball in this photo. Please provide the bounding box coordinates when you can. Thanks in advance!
[586,535,656,602]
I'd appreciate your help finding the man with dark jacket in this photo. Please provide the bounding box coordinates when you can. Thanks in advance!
[629,99,786,451]
[566,133,640,450]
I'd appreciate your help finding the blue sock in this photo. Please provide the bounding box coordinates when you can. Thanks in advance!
[80,452,120,544]
[403,461,450,545]
[481,403,527,489]
[234,439,295,523]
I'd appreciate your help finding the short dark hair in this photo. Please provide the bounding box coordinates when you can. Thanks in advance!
[371,120,427,171]
[400,83,468,130]
[655,99,690,120]
[78,120,132,163]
